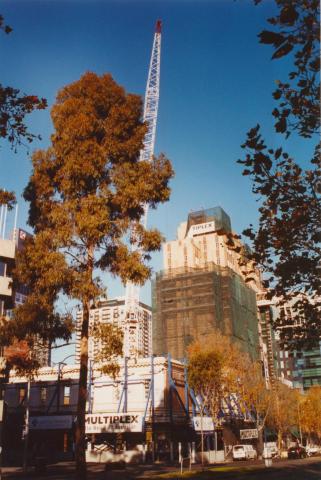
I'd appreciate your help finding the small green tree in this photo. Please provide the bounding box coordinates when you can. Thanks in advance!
[1,72,173,479]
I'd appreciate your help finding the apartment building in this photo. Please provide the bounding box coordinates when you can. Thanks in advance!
[75,297,152,362]
[0,226,50,368]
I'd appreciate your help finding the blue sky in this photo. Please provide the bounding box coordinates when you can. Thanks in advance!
[0,0,312,320]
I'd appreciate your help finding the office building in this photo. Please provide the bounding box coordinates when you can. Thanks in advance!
[276,301,321,390]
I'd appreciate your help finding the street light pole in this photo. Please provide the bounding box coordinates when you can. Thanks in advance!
[22,377,31,472]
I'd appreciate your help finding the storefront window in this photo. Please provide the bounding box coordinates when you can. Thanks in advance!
[63,385,70,405]
[40,386,47,404]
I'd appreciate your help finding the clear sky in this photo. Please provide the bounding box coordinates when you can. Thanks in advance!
[0,0,312,340]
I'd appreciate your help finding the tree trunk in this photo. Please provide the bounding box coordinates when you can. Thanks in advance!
[75,301,90,480]
[257,422,264,459]
[277,430,282,453]
[200,411,204,469]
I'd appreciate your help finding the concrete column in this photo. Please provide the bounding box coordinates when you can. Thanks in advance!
[170,441,174,463]
[178,442,182,463]
[191,442,196,464]
[142,443,146,463]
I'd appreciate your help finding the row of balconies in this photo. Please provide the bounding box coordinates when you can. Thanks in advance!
[0,275,12,297]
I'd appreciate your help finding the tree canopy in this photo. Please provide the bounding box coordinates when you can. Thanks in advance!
[0,14,47,208]
[238,0,320,349]
[1,71,173,478]
[187,331,249,422]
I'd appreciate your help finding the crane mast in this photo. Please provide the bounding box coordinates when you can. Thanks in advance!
[123,20,162,357]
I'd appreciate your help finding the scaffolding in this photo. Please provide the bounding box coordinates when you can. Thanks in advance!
[152,263,259,360]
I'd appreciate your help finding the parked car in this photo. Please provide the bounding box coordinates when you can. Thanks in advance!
[233,444,257,461]
[306,445,320,457]
[287,445,307,459]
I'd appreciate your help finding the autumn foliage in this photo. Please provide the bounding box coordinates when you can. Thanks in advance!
[3,71,173,479]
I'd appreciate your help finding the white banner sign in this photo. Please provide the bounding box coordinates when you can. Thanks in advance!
[188,221,216,237]
[85,413,143,434]
[29,415,73,430]
[240,428,258,440]
[193,416,214,432]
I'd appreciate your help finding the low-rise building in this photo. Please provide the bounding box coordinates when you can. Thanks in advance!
[3,356,238,465]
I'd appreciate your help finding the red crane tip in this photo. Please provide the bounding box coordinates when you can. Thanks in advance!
[155,20,162,34]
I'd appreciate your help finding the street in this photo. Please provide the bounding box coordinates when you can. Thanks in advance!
[2,456,321,480]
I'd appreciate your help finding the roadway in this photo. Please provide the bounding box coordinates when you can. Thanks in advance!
[2,456,321,479]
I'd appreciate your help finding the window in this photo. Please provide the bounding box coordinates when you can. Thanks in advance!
[19,387,26,404]
[40,386,47,404]
[0,261,6,276]
[63,385,71,406]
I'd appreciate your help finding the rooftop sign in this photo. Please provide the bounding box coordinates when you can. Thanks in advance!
[187,221,216,238]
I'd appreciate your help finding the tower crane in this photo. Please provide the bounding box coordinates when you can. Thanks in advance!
[122,20,162,358]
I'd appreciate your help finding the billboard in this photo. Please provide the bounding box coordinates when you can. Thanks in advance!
[85,413,143,434]
[193,416,214,432]
[240,428,258,440]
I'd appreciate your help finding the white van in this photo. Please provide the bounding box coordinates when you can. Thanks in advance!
[232,444,257,460]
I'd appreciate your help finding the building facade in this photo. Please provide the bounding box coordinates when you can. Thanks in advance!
[256,293,278,386]
[275,302,321,390]
[152,207,261,360]
[3,357,224,465]
[76,297,152,362]
[3,356,254,466]
[0,227,50,368]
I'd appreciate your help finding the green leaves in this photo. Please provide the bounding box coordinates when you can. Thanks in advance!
[259,30,286,47]
[0,84,47,149]
[279,5,299,26]
[0,190,16,209]
[272,42,294,59]
[256,0,320,138]
[0,15,12,34]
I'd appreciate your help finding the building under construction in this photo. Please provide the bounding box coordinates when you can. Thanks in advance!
[152,207,261,360]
